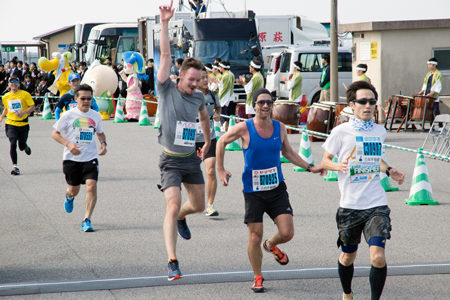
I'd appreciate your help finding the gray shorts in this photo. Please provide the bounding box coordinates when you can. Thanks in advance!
[158,150,204,191]
[336,205,391,247]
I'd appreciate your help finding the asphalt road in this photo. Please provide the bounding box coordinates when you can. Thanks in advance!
[1,115,449,299]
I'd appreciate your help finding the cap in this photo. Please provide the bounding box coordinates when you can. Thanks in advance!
[8,76,20,82]
[68,73,81,82]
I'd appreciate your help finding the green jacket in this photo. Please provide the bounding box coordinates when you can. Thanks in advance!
[246,72,264,106]
[290,72,303,101]
[423,70,442,99]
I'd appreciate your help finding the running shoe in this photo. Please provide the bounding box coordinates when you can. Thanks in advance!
[81,218,94,232]
[251,276,265,293]
[168,259,183,281]
[343,293,355,300]
[65,195,74,213]
[11,167,20,175]
[24,146,31,155]
[263,239,289,265]
[205,204,219,217]
[177,218,191,240]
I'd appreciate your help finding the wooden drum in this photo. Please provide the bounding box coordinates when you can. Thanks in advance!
[235,102,252,123]
[389,95,411,119]
[411,95,434,121]
[306,102,334,135]
[271,100,300,127]
[335,106,354,127]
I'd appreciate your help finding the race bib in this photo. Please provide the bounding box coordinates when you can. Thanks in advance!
[350,136,382,183]
[69,103,78,110]
[75,127,94,145]
[196,122,213,134]
[8,100,22,112]
[252,167,279,191]
[174,121,196,147]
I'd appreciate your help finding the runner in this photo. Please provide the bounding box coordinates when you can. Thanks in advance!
[52,84,107,232]
[321,81,405,300]
[196,67,221,217]
[0,76,35,175]
[216,88,326,292]
[156,0,211,281]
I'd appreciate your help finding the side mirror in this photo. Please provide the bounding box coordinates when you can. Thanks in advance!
[250,45,260,57]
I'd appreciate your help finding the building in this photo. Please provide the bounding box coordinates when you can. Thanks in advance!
[33,25,75,59]
[340,19,450,115]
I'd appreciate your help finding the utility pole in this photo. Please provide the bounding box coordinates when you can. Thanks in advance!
[330,0,338,102]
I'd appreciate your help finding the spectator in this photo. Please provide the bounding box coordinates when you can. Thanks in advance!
[23,74,35,96]
[29,62,40,84]
[5,61,11,73]
[79,62,88,79]
[22,62,31,79]
[142,58,154,94]
[112,64,121,98]
[214,57,222,64]
[9,60,22,81]
[105,57,112,67]
[0,64,8,94]
[170,58,184,81]
[70,61,78,73]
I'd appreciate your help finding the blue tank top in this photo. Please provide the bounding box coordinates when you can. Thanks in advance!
[242,119,284,193]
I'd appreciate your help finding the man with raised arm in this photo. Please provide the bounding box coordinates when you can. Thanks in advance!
[156,0,211,282]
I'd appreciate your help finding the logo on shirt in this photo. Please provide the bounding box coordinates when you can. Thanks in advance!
[72,117,97,132]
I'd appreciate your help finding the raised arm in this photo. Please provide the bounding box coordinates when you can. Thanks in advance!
[157,0,175,83]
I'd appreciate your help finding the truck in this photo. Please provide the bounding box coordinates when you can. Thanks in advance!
[84,23,138,66]
[152,10,262,99]
[70,21,105,63]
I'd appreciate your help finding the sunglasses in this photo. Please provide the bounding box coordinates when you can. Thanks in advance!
[79,97,93,101]
[256,100,274,107]
[353,98,377,105]
[9,80,20,83]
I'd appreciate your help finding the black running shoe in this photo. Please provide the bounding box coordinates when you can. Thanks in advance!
[177,218,191,240]
[11,167,20,175]
[25,146,31,155]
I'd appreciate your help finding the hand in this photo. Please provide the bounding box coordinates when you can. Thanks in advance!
[213,112,220,121]
[311,165,327,176]
[159,0,175,22]
[170,75,178,80]
[389,168,405,185]
[99,143,107,156]
[67,143,81,155]
[197,142,210,159]
[15,111,24,118]
[218,169,232,186]
[418,90,424,95]
[280,75,287,82]
[336,155,350,174]
[318,84,321,88]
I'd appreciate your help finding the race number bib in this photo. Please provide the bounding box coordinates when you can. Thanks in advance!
[8,100,22,112]
[174,121,196,147]
[196,122,213,134]
[350,136,382,183]
[69,103,78,110]
[75,127,94,145]
[252,167,279,191]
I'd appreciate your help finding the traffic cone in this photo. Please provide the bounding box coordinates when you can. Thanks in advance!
[112,99,127,123]
[293,131,313,172]
[405,148,438,205]
[323,156,338,181]
[214,120,222,141]
[153,106,160,129]
[225,115,241,151]
[280,151,290,163]
[380,145,398,192]
[39,94,54,120]
[137,101,152,126]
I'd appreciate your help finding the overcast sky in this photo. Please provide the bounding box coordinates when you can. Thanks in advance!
[1,0,449,42]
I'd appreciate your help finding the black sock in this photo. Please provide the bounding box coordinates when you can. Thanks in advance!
[338,260,353,295]
[369,264,387,300]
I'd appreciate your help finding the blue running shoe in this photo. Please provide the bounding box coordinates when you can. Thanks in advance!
[168,259,183,281]
[65,196,74,213]
[81,218,94,232]
[177,218,191,240]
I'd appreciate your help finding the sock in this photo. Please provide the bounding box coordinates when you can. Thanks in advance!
[369,265,387,300]
[338,261,354,295]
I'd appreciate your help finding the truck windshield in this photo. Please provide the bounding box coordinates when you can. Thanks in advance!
[194,39,258,67]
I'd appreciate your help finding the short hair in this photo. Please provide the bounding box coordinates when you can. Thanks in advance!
[356,63,368,73]
[322,54,330,64]
[215,58,222,62]
[176,58,184,66]
[106,56,112,61]
[11,61,17,66]
[346,81,378,103]
[180,57,203,73]
[428,57,438,63]
[74,84,93,97]
[24,74,31,79]
[148,58,154,63]
[0,64,4,68]
[18,60,23,65]
[24,62,29,67]
[79,62,87,67]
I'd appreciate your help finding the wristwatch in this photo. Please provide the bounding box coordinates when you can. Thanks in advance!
[386,166,393,177]
[306,163,314,172]
[101,141,107,146]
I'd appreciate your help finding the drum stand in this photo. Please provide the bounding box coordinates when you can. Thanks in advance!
[404,98,432,132]
[385,97,407,131]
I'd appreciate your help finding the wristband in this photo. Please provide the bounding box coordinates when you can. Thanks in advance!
[101,141,107,146]
[386,166,393,177]
[306,163,314,172]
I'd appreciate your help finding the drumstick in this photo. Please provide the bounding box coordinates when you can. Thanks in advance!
[343,83,348,90]
[339,96,346,99]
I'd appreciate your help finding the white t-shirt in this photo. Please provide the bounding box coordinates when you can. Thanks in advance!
[53,108,104,162]
[322,122,387,209]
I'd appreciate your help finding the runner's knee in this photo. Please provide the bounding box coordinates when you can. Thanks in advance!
[249,231,263,245]
[340,251,357,266]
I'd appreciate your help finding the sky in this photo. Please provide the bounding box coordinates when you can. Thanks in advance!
[1,0,450,42]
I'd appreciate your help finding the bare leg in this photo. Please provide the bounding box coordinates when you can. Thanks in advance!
[66,185,81,198]
[84,179,97,219]
[265,214,294,248]
[178,183,205,219]
[204,157,217,205]
[247,222,264,277]
[163,186,182,260]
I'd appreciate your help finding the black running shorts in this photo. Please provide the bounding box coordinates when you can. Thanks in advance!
[63,159,99,186]
[336,205,391,247]
[195,138,217,160]
[243,181,293,224]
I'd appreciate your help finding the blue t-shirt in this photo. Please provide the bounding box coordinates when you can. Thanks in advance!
[242,119,284,193]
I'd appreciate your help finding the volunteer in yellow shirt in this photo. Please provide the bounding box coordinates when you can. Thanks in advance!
[0,76,35,175]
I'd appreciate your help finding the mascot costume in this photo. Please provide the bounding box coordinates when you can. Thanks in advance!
[38,52,73,95]
[82,60,118,120]
[120,51,148,121]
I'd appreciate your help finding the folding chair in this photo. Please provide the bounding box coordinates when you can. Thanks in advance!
[422,114,450,161]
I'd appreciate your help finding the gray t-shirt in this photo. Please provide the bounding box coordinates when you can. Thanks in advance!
[157,78,206,153]
[195,91,220,143]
